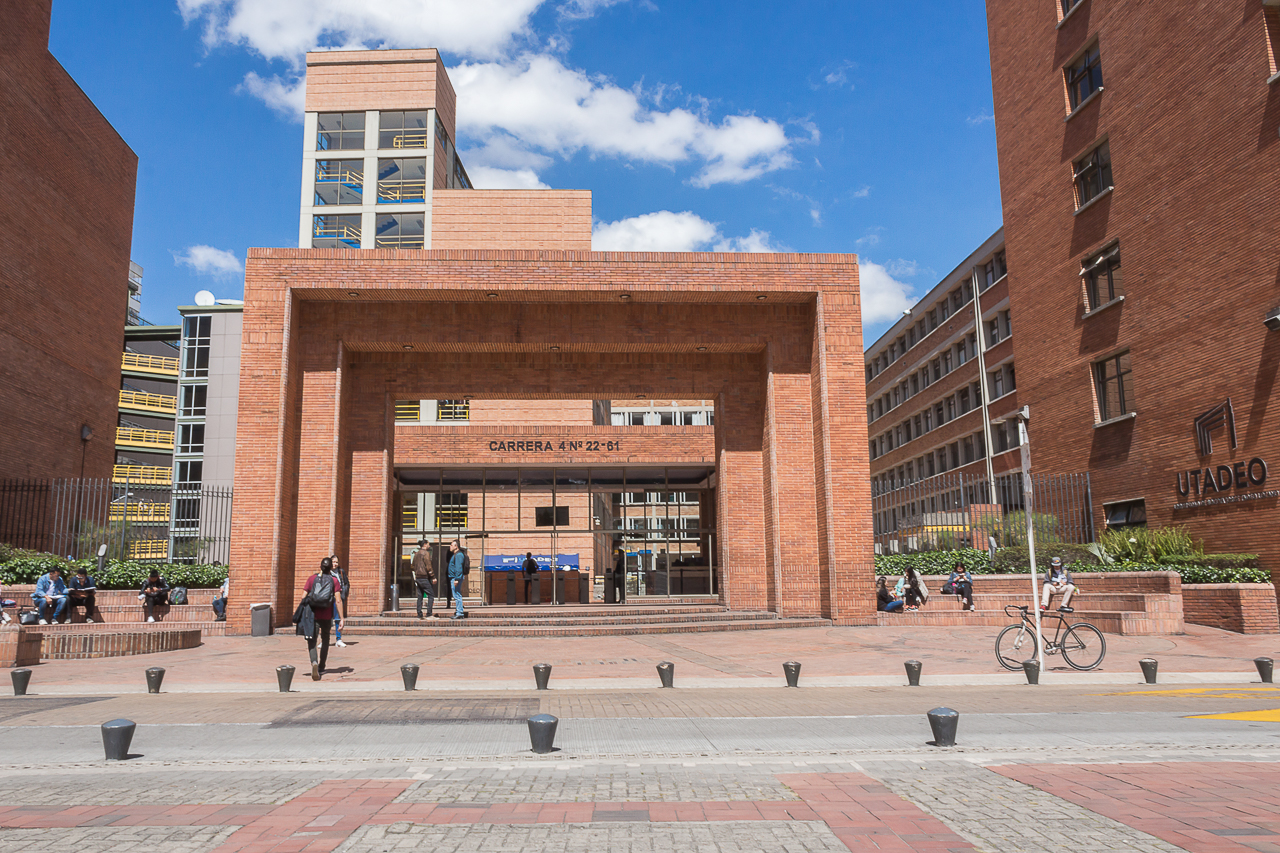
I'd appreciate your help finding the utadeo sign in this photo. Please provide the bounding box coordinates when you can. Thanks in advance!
[1174,398,1275,510]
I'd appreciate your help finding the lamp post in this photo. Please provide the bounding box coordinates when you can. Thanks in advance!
[1010,406,1045,672]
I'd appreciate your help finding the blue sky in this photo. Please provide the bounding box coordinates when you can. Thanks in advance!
[49,0,1003,345]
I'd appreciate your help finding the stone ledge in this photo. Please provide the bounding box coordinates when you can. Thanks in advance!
[38,627,202,660]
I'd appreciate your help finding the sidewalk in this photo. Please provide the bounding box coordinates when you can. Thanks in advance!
[12,622,1278,693]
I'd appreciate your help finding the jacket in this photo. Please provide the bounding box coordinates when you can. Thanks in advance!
[1044,566,1073,586]
[292,598,315,639]
[411,550,434,580]
[947,570,971,586]
[140,575,169,595]
[304,572,342,621]
[447,549,466,580]
[33,574,67,599]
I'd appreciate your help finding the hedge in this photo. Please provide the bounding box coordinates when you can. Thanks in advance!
[0,546,227,589]
[873,549,989,577]
[874,549,1270,584]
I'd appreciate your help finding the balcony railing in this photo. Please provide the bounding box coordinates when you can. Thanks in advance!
[118,389,178,416]
[113,465,172,486]
[316,164,364,186]
[121,352,179,376]
[128,539,170,560]
[395,400,421,421]
[108,503,171,523]
[437,400,470,420]
[373,234,425,249]
[313,223,362,247]
[377,180,427,203]
[116,427,175,450]
[390,131,429,149]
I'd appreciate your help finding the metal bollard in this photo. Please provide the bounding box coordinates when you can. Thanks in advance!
[401,663,420,691]
[1256,657,1274,684]
[1139,658,1158,684]
[531,575,541,606]
[1022,659,1040,685]
[783,661,801,688]
[506,570,517,606]
[276,665,295,693]
[657,661,674,688]
[145,667,165,694]
[905,660,923,686]
[10,669,32,696]
[101,718,137,761]
[527,713,558,754]
[534,663,552,690]
[927,707,959,747]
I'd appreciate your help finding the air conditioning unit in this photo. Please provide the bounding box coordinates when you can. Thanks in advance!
[1266,305,1280,332]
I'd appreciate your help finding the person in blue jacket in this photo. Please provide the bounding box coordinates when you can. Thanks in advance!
[447,539,467,620]
[32,565,69,624]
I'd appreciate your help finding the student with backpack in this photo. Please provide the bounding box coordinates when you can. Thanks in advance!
[447,539,469,620]
[296,556,342,680]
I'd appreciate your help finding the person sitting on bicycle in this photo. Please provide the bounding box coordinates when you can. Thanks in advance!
[1041,557,1077,612]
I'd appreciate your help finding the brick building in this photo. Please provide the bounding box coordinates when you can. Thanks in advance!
[984,1,1280,586]
[0,0,138,482]
[227,50,874,633]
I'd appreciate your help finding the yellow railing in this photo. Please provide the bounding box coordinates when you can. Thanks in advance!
[128,539,170,560]
[109,503,171,523]
[395,400,421,421]
[122,352,179,376]
[377,180,427,203]
[316,164,363,185]
[373,234,425,249]
[402,503,419,530]
[313,223,362,244]
[391,131,429,149]
[118,389,177,415]
[437,399,470,421]
[435,507,468,528]
[116,427,175,450]
[113,465,172,486]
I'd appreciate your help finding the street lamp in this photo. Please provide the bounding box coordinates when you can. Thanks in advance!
[999,405,1045,671]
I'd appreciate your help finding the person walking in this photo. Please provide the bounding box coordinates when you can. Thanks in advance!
[447,539,467,620]
[412,540,435,619]
[521,551,538,603]
[331,555,349,647]
[296,556,342,680]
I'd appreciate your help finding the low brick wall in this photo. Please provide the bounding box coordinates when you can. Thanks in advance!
[1182,584,1280,634]
[38,626,203,660]
[916,571,1182,596]
[0,627,43,667]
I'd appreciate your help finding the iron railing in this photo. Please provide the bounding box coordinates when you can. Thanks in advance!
[121,352,179,375]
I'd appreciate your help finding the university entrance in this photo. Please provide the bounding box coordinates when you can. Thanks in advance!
[393,466,717,605]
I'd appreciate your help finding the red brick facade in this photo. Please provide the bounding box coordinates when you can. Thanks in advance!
[1182,583,1280,635]
[228,250,874,632]
[987,1,1280,595]
[0,0,137,481]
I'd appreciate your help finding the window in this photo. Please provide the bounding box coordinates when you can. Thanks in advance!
[176,460,202,489]
[988,316,1002,346]
[1074,142,1113,208]
[1002,310,1012,339]
[1267,5,1280,78]
[378,110,429,149]
[942,351,953,374]
[1104,499,1147,529]
[1061,0,1084,16]
[178,423,205,454]
[436,399,470,420]
[314,160,363,205]
[395,400,421,421]
[931,358,942,381]
[959,388,971,414]
[435,493,468,528]
[182,316,210,378]
[991,367,1005,399]
[535,505,570,527]
[374,213,425,249]
[1095,351,1135,420]
[316,112,365,150]
[1066,45,1104,109]
[180,384,207,417]
[994,251,1007,279]
[956,339,967,366]
[1084,246,1123,309]
[312,214,362,249]
[377,158,428,203]
[910,374,919,395]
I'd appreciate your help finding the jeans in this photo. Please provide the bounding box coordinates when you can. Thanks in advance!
[34,595,67,622]
[954,581,974,608]
[883,599,904,613]
[212,597,227,620]
[451,578,464,616]
[143,592,167,620]
[307,619,332,669]
[415,578,435,617]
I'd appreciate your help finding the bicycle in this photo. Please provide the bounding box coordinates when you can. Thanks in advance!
[994,603,1106,671]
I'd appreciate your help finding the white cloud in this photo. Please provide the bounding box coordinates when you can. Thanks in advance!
[822,60,856,89]
[851,185,871,198]
[465,166,550,189]
[557,0,633,20]
[591,211,785,253]
[239,72,305,118]
[173,245,244,278]
[966,113,995,126]
[859,259,917,325]
[855,228,883,247]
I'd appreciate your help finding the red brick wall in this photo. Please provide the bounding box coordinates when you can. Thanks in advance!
[1182,584,1280,635]
[431,191,593,250]
[0,0,136,482]
[986,1,1280,600]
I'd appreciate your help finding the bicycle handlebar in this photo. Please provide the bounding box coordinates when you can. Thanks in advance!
[1004,603,1030,617]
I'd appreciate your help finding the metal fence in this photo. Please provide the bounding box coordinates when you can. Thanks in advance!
[0,478,232,564]
[871,471,1094,555]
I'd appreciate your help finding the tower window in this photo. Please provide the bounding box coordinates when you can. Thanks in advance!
[316,113,365,151]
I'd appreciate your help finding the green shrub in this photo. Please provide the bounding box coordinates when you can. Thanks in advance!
[875,549,990,577]
[1099,526,1198,562]
[0,548,227,590]
[991,543,1102,573]
[1156,553,1260,571]
[1071,561,1269,584]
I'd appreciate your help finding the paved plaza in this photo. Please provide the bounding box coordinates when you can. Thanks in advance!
[3,624,1279,852]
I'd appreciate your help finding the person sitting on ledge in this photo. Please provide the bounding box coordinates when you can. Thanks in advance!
[1041,557,1077,612]
[67,567,98,622]
[876,576,903,613]
[32,565,69,625]
[896,567,929,612]
[212,575,228,622]
[947,561,975,612]
[139,569,170,623]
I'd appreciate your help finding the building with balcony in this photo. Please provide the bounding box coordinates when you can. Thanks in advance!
[0,0,138,482]
[117,290,181,487]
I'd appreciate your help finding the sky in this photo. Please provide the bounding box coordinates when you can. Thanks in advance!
[48,0,1004,347]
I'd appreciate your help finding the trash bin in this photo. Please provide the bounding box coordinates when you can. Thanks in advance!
[250,603,272,637]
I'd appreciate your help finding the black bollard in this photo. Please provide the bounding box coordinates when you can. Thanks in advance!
[276,665,295,693]
[101,718,136,760]
[783,661,801,688]
[145,667,165,694]
[927,707,959,747]
[401,663,420,691]
[506,570,516,606]
[1022,659,1040,685]
[657,661,674,688]
[1256,657,1274,684]
[1139,658,1158,684]
[603,574,616,604]
[534,663,552,690]
[527,713,558,754]
[905,659,923,686]
[10,669,32,696]
[531,575,541,606]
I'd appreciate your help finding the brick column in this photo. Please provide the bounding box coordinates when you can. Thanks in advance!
[340,366,394,617]
[291,336,342,604]
[715,378,769,612]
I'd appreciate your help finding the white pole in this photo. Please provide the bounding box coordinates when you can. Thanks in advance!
[1016,408,1045,671]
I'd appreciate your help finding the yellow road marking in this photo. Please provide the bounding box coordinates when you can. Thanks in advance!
[1098,687,1280,699]
[1190,709,1280,722]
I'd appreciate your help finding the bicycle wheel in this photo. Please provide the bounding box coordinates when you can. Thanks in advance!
[995,624,1038,671]
[1060,623,1106,671]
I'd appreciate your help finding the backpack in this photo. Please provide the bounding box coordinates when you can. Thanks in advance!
[169,586,188,605]
[308,574,335,608]
[460,549,471,577]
